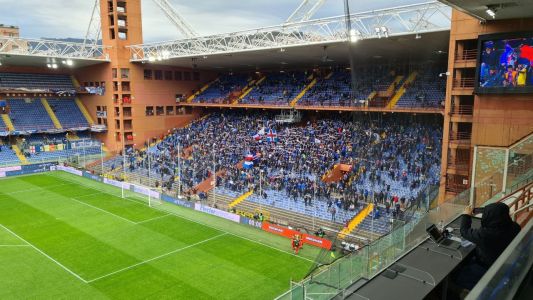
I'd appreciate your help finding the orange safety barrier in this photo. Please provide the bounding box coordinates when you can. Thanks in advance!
[261,222,332,250]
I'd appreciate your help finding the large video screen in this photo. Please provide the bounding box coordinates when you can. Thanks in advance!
[477,32,533,93]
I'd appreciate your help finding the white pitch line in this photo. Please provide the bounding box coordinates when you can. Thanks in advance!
[0,244,31,247]
[87,233,227,283]
[135,214,171,224]
[69,197,136,224]
[1,182,74,196]
[72,192,106,199]
[0,224,88,283]
[50,172,315,263]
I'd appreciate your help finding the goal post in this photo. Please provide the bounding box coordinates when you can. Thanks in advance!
[122,182,163,207]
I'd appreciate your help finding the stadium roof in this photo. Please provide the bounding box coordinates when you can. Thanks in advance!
[0,37,110,68]
[138,31,449,71]
[128,1,451,65]
[439,0,533,21]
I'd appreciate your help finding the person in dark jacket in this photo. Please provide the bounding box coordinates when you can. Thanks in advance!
[455,202,521,290]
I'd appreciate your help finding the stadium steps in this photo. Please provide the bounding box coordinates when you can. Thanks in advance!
[186,78,218,103]
[290,76,317,107]
[1,114,15,131]
[75,97,95,125]
[11,144,27,164]
[70,75,81,89]
[386,71,418,109]
[236,76,266,103]
[229,190,254,208]
[41,98,63,129]
[338,203,374,239]
[386,75,404,94]
[231,197,377,242]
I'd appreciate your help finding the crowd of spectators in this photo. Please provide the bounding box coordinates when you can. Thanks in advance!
[118,111,442,223]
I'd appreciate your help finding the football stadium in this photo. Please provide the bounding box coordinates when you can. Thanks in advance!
[0,0,532,299]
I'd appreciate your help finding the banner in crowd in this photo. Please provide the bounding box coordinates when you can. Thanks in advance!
[194,203,240,223]
[261,222,332,250]
[85,86,105,96]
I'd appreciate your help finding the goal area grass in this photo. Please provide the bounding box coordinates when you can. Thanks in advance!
[0,171,320,299]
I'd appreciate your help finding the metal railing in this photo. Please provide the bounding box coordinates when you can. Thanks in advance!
[449,131,472,142]
[450,104,473,116]
[455,49,478,61]
[453,78,475,89]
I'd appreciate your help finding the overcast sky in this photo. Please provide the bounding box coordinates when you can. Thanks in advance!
[0,0,424,42]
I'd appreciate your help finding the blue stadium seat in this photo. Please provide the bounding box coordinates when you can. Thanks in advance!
[47,98,90,129]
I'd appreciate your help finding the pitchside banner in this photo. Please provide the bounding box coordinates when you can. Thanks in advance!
[161,194,194,209]
[261,222,332,250]
[239,216,262,229]
[194,203,240,223]
[2,163,56,177]
[54,165,83,176]
[103,178,130,190]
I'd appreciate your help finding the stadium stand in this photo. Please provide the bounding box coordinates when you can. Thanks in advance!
[241,72,308,105]
[0,73,74,91]
[106,111,441,234]
[195,74,250,104]
[7,99,55,131]
[395,65,446,108]
[19,133,101,163]
[0,117,7,132]
[0,143,19,164]
[47,98,91,129]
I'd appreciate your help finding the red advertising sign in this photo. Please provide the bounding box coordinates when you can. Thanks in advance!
[261,222,332,250]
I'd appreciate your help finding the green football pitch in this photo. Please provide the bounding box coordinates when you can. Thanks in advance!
[0,171,320,299]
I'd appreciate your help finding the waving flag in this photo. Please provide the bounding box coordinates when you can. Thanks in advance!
[253,133,261,141]
[243,161,254,169]
[266,129,278,143]
[244,153,254,161]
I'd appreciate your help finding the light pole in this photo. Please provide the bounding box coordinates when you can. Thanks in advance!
[211,142,216,206]
[259,169,264,211]
[177,140,182,199]
[100,142,104,175]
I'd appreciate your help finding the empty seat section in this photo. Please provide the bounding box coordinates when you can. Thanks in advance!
[47,98,90,129]
[194,74,249,103]
[7,99,55,131]
[0,73,74,90]
[242,72,307,105]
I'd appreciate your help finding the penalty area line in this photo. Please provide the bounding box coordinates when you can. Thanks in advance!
[0,224,88,283]
[86,232,228,283]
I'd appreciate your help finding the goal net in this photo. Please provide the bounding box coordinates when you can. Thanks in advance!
[121,182,163,207]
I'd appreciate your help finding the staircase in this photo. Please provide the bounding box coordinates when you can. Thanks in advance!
[75,98,95,125]
[70,75,81,89]
[41,98,62,129]
[235,76,266,104]
[186,78,218,103]
[212,192,377,242]
[1,114,15,131]
[338,203,374,239]
[229,190,254,208]
[290,76,317,107]
[386,71,418,109]
[11,145,27,164]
